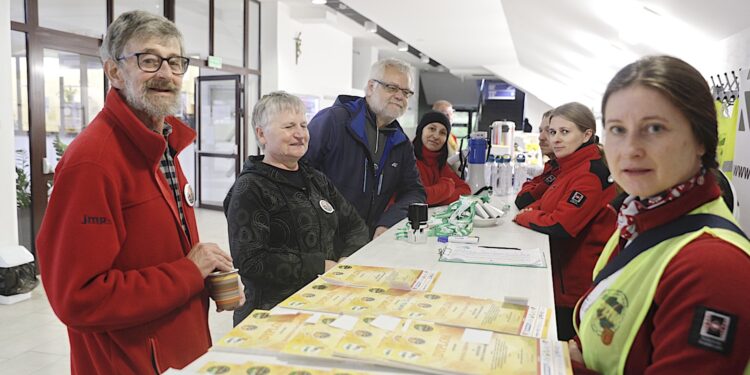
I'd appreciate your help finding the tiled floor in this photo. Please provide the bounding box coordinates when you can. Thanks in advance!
[0,208,234,374]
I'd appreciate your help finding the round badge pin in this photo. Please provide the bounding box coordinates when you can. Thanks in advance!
[319,199,334,214]
[184,183,196,207]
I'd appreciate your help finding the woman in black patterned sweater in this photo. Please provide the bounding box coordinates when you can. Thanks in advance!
[224,92,370,326]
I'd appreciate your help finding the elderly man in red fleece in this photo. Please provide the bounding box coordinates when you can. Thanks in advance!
[36,11,241,374]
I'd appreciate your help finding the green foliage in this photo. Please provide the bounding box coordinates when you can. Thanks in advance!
[15,150,31,209]
[53,135,68,160]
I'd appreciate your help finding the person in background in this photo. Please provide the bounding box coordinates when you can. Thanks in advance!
[413,111,471,206]
[569,55,750,375]
[432,99,459,156]
[515,109,560,209]
[36,11,239,374]
[514,102,617,341]
[225,92,370,325]
[305,58,425,239]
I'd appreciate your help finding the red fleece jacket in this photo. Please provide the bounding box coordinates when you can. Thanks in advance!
[415,146,471,206]
[514,143,617,307]
[36,89,210,374]
[515,159,560,209]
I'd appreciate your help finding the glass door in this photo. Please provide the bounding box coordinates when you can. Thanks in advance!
[196,75,242,209]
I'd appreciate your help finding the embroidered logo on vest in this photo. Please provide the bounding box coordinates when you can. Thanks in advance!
[592,289,629,345]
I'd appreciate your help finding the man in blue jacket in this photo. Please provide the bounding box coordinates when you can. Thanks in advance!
[305,58,425,239]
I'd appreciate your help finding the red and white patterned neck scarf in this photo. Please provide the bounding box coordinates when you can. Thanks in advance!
[617,169,706,242]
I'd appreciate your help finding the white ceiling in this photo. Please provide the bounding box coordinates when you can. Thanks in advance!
[290,0,750,109]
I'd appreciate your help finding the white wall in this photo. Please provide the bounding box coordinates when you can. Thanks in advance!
[1,2,19,246]
[523,92,553,132]
[352,39,378,91]
[262,1,353,100]
[399,65,420,140]
[717,26,750,77]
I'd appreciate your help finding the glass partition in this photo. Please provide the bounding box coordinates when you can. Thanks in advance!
[247,1,260,70]
[176,0,210,60]
[114,0,163,19]
[11,0,25,23]
[43,49,104,172]
[38,0,106,38]
[214,0,244,67]
[12,31,31,250]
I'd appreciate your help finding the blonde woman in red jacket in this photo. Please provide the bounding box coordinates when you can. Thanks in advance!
[514,103,617,341]
[413,111,471,206]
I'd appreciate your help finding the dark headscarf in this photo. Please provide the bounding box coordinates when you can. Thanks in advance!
[413,111,451,169]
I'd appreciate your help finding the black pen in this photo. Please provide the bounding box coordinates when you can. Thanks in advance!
[478,245,522,251]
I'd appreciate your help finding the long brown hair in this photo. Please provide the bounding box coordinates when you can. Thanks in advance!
[601,55,717,169]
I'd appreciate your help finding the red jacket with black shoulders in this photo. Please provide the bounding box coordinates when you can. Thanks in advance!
[515,143,617,307]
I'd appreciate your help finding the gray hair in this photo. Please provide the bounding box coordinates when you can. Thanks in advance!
[100,10,184,62]
[368,58,413,83]
[252,91,306,149]
[432,100,453,111]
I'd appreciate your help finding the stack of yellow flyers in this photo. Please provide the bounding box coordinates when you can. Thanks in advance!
[213,310,312,355]
[280,314,349,359]
[370,320,573,375]
[197,360,371,375]
[280,279,408,316]
[278,280,552,339]
[321,264,440,291]
[332,315,404,364]
[214,309,357,362]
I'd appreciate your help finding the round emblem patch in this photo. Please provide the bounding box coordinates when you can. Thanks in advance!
[591,289,629,345]
[319,199,334,213]
[183,183,195,207]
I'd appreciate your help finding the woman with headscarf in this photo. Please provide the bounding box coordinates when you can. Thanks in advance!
[413,111,471,206]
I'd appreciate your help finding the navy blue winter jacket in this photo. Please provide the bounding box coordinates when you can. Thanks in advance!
[305,95,425,236]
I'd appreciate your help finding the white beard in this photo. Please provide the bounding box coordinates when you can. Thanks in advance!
[123,78,180,119]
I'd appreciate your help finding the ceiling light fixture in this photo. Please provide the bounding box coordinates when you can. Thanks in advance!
[364,21,377,33]
[420,53,430,64]
[311,0,327,4]
[397,41,409,52]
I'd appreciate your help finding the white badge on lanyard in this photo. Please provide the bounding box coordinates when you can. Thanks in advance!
[319,199,334,214]
[184,183,196,207]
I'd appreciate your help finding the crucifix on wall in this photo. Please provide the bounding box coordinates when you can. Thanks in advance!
[294,32,302,65]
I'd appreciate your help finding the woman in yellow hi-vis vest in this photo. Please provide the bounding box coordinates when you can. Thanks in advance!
[569,55,750,375]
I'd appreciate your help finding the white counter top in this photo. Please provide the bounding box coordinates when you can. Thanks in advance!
[177,196,556,374]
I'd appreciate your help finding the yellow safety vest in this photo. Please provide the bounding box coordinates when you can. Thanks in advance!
[576,198,750,375]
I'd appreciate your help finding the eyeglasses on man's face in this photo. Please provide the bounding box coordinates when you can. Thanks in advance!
[117,52,190,75]
[372,79,414,98]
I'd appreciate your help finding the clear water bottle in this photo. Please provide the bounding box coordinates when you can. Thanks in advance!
[491,156,501,195]
[501,154,513,195]
[513,154,527,193]
[485,154,495,190]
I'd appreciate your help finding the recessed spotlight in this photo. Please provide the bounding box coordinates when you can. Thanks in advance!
[364,21,377,33]
[397,41,408,52]
[420,53,430,64]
